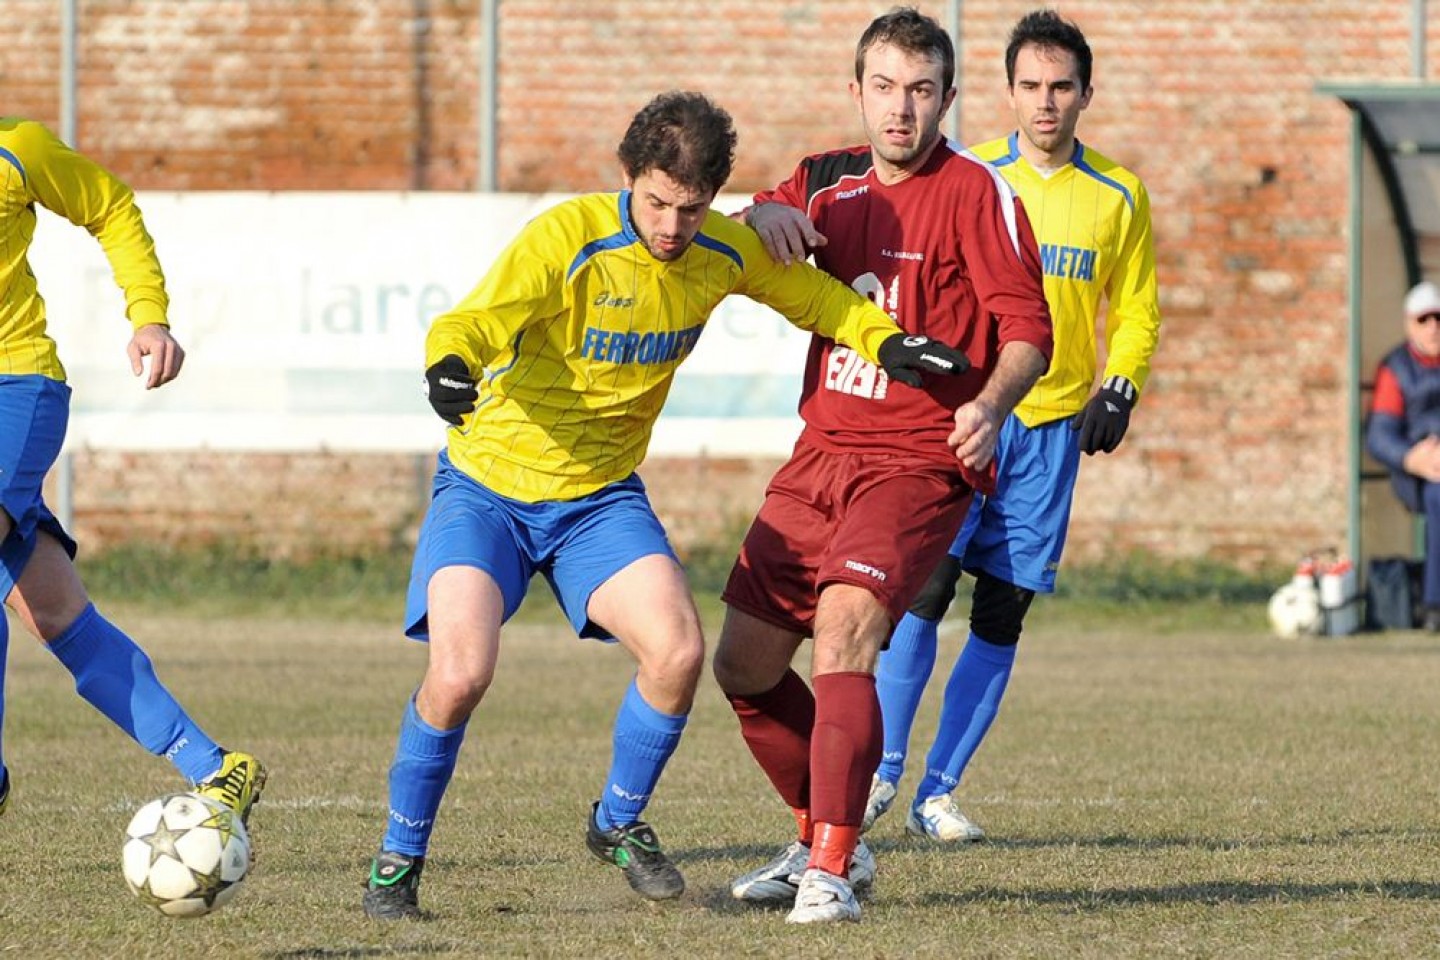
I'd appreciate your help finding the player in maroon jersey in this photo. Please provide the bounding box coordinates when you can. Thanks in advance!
[712,7,1053,923]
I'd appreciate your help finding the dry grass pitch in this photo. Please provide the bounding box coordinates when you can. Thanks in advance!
[2,597,1438,958]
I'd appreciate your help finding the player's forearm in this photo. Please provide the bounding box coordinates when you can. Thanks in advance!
[830,296,899,366]
[425,314,492,369]
[1367,414,1413,472]
[974,341,1049,419]
[38,141,170,330]
[92,201,170,330]
[1103,304,1161,396]
[766,264,897,365]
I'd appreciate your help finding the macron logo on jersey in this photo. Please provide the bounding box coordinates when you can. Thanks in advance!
[581,323,704,365]
[1040,243,1097,281]
[844,559,888,582]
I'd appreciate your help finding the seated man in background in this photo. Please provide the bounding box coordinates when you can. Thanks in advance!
[1366,279,1440,631]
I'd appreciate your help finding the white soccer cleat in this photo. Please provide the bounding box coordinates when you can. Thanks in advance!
[731,839,876,904]
[861,775,898,833]
[731,840,810,903]
[785,868,860,924]
[848,838,877,890]
[905,793,986,842]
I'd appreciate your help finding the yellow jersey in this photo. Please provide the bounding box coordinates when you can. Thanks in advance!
[427,191,901,502]
[969,134,1160,427]
[0,118,169,380]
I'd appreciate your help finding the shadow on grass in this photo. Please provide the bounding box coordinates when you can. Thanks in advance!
[269,945,455,959]
[916,878,1440,909]
[686,825,1440,867]
[880,823,1440,854]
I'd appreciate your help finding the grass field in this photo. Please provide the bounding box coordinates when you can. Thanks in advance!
[2,593,1439,958]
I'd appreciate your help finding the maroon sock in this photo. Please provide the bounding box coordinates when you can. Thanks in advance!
[809,671,882,828]
[726,668,815,811]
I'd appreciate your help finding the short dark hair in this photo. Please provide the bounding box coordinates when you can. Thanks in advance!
[1005,9,1092,90]
[855,7,955,93]
[616,91,736,196]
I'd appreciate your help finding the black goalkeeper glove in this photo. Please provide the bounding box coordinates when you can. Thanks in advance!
[877,333,970,387]
[1072,375,1137,455]
[424,354,478,425]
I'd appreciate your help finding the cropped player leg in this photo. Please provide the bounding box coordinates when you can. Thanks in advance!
[806,583,890,877]
[874,551,967,785]
[714,606,811,838]
[912,418,1078,812]
[586,553,701,829]
[0,512,12,792]
[914,571,1032,803]
[381,565,502,856]
[0,544,8,799]
[11,533,225,783]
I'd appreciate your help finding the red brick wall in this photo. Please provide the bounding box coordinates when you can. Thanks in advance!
[8,1,1434,567]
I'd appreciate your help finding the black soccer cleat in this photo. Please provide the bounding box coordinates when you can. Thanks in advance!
[585,801,685,900]
[363,850,425,920]
[0,766,10,818]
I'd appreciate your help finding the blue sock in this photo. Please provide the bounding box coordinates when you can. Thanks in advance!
[47,603,223,783]
[915,633,1016,802]
[0,610,8,779]
[381,696,467,857]
[594,679,687,831]
[874,612,940,785]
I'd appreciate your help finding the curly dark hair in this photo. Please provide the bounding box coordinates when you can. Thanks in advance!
[616,91,736,196]
[1005,9,1093,90]
[854,6,955,93]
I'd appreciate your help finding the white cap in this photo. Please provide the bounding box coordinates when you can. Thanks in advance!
[1405,280,1440,318]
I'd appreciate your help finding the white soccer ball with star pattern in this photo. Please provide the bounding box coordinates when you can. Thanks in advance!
[122,792,251,917]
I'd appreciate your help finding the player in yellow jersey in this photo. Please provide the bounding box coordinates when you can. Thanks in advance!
[0,119,264,825]
[867,9,1163,841]
[360,90,967,920]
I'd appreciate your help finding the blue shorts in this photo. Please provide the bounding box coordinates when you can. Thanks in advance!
[0,376,77,597]
[950,414,1081,594]
[404,452,679,641]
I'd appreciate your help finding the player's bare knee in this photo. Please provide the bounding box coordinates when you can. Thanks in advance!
[423,667,491,718]
[711,640,749,694]
[711,635,781,696]
[643,635,703,690]
[908,553,965,621]
[969,571,1035,646]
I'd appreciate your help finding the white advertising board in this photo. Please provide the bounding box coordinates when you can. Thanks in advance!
[28,192,810,455]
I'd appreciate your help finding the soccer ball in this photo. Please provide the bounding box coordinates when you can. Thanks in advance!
[1267,580,1322,639]
[122,792,251,918]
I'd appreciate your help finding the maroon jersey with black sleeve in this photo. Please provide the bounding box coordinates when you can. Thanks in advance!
[754,141,1053,464]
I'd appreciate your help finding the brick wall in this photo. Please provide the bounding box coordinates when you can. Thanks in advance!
[7,1,1432,567]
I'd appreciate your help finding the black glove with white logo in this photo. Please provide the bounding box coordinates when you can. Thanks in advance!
[877,333,971,387]
[424,354,478,425]
[1072,375,1137,454]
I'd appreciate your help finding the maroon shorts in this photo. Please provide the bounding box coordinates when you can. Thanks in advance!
[722,440,973,634]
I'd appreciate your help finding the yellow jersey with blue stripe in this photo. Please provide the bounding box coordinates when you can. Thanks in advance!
[427,191,901,503]
[0,118,169,380]
[970,134,1160,427]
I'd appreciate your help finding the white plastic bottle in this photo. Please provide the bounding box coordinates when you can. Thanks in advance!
[1318,556,1359,635]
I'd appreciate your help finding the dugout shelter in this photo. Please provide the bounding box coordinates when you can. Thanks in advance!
[1326,83,1440,585]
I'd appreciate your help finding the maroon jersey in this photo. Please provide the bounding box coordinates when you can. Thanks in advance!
[755,141,1053,463]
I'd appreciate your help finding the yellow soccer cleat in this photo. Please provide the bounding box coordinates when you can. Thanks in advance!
[196,751,267,825]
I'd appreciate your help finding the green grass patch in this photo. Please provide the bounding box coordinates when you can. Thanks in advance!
[79,543,413,621]
[79,542,1285,632]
